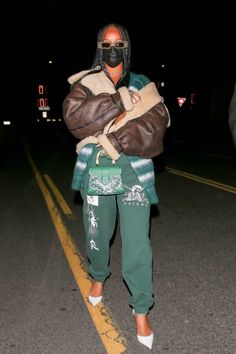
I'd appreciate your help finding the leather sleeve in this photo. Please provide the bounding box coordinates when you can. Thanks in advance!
[107,101,169,158]
[62,82,126,139]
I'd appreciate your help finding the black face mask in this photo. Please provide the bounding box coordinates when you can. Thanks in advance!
[102,46,123,67]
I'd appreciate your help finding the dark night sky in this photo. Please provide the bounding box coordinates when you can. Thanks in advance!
[6,1,235,75]
[3,1,236,119]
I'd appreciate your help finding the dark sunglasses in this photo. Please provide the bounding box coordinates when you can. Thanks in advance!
[97,40,128,49]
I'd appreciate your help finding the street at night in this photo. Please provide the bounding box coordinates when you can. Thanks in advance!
[1,2,236,352]
[1,125,235,354]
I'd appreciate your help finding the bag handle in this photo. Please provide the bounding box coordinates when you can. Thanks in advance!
[96,150,115,165]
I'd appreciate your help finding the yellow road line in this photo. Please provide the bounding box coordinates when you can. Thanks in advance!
[44,174,74,218]
[166,167,236,194]
[24,145,127,354]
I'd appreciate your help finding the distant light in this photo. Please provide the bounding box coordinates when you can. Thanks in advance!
[161,64,165,68]
[3,121,11,125]
[161,82,165,87]
[190,93,196,104]
[42,111,47,118]
[38,106,50,111]
[58,119,62,121]
[48,60,53,64]
[177,97,186,107]
[38,84,44,94]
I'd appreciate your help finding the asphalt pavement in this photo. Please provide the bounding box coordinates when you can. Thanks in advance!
[0,126,236,354]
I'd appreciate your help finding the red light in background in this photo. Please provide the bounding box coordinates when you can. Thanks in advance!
[38,85,44,95]
[177,97,186,107]
[36,98,48,108]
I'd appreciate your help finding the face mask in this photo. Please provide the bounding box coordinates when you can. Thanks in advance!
[102,46,124,68]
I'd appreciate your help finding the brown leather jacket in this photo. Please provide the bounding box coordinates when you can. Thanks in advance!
[63,70,170,159]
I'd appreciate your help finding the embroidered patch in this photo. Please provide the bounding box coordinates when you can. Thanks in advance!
[88,208,98,233]
[87,205,99,251]
[87,195,99,206]
[122,184,149,206]
[90,240,99,251]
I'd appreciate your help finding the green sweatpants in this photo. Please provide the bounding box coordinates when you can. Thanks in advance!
[80,151,154,314]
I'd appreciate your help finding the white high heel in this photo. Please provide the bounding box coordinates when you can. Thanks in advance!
[88,281,103,306]
[137,332,154,350]
[132,309,154,350]
[88,295,103,306]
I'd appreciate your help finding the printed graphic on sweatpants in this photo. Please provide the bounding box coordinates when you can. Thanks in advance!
[122,184,149,206]
[87,205,99,251]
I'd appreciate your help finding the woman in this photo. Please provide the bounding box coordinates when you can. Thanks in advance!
[63,23,170,350]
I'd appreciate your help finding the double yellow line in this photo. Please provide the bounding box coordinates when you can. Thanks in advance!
[166,167,236,194]
[25,142,234,354]
[24,145,127,354]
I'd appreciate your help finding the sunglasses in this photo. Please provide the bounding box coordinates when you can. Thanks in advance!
[97,40,128,49]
